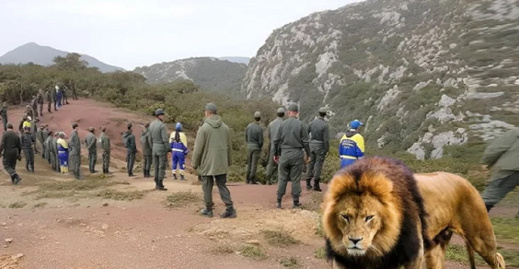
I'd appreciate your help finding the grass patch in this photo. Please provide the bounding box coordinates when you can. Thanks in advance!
[301,192,323,212]
[33,202,47,208]
[166,191,200,208]
[93,189,147,201]
[8,201,27,208]
[35,191,76,200]
[446,244,519,267]
[262,230,300,247]
[315,215,324,237]
[210,244,235,255]
[491,217,519,245]
[240,244,266,260]
[279,257,299,268]
[315,247,326,259]
[39,179,118,191]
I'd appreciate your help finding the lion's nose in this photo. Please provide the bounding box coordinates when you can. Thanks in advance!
[348,237,363,244]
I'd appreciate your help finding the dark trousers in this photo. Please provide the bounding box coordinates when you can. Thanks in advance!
[47,102,52,112]
[102,151,110,173]
[88,151,97,173]
[277,149,304,201]
[126,152,135,175]
[3,150,18,178]
[2,118,7,131]
[23,148,34,171]
[482,172,519,210]
[201,174,233,210]
[143,154,152,176]
[246,146,260,183]
[38,103,43,116]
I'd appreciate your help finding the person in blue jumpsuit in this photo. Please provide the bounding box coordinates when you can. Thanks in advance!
[170,122,188,181]
[57,132,69,173]
[339,120,365,168]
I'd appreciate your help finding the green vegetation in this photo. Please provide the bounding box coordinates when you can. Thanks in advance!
[210,244,235,255]
[262,230,300,247]
[8,201,27,208]
[166,191,200,208]
[446,244,519,267]
[491,217,519,245]
[314,247,326,260]
[239,244,267,260]
[279,257,300,268]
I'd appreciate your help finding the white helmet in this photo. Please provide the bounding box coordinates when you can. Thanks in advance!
[55,85,59,90]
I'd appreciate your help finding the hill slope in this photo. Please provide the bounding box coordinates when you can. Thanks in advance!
[0,42,124,73]
[242,0,519,160]
[133,57,248,94]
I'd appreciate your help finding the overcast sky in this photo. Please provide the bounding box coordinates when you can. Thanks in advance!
[0,0,362,70]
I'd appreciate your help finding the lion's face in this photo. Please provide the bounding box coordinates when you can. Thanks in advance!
[334,194,384,256]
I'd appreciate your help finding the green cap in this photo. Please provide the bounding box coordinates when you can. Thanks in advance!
[154,109,165,116]
[287,103,298,112]
[72,122,78,129]
[205,103,217,113]
[254,111,261,118]
[127,122,133,129]
[276,107,286,114]
[318,107,328,113]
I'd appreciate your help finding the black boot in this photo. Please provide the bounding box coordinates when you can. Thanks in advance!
[485,204,493,213]
[306,178,312,190]
[293,199,302,209]
[221,207,237,218]
[13,174,22,185]
[201,208,213,218]
[313,178,322,192]
[156,180,167,191]
[180,174,185,181]
[173,174,177,180]
[276,198,282,209]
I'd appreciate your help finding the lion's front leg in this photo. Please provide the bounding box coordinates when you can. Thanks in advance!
[404,230,426,269]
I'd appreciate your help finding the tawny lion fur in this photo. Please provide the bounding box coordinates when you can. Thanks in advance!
[322,156,505,269]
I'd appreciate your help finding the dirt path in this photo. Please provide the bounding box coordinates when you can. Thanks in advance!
[0,99,517,269]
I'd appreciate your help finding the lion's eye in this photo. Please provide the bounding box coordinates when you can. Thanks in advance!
[365,215,374,222]
[340,214,350,222]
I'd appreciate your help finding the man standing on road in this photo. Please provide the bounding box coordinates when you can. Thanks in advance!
[99,126,111,174]
[141,123,152,178]
[68,122,81,179]
[123,123,137,177]
[273,103,310,209]
[44,130,53,166]
[0,123,22,184]
[36,125,45,159]
[149,109,168,190]
[481,128,519,218]
[37,89,44,117]
[0,102,8,131]
[21,127,35,172]
[52,132,60,172]
[305,107,330,192]
[85,127,98,174]
[245,111,263,184]
[45,89,53,113]
[265,107,285,185]
[192,103,236,218]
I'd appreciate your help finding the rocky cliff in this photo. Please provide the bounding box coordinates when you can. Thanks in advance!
[242,0,519,159]
[134,57,247,95]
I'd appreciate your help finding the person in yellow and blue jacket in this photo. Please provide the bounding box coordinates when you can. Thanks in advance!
[57,132,69,173]
[169,122,188,181]
[339,120,365,168]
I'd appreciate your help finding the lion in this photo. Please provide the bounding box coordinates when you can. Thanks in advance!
[322,156,505,269]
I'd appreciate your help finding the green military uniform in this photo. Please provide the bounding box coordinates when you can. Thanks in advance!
[481,128,519,216]
[44,132,52,165]
[0,103,8,131]
[36,127,45,158]
[192,103,236,218]
[266,108,285,185]
[37,91,44,117]
[273,104,310,209]
[245,111,263,184]
[123,124,136,176]
[305,107,330,191]
[99,129,111,174]
[68,125,81,179]
[85,129,97,173]
[141,126,152,178]
[52,134,60,172]
[21,131,35,172]
[0,126,22,184]
[149,110,169,190]
[46,90,53,113]
[42,127,49,159]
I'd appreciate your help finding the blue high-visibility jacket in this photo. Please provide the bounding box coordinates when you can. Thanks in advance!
[339,130,365,168]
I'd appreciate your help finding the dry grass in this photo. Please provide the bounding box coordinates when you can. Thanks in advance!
[166,191,200,208]
[8,201,27,208]
[209,244,235,255]
[279,257,299,268]
[314,247,326,259]
[301,192,324,212]
[262,230,300,247]
[93,189,147,201]
[239,244,266,260]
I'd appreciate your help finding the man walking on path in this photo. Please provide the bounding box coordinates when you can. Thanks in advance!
[0,102,8,131]
[273,103,310,209]
[305,107,330,192]
[44,130,53,165]
[0,123,22,184]
[85,127,98,174]
[68,122,81,179]
[141,123,152,178]
[192,103,236,218]
[45,89,53,113]
[265,107,285,185]
[52,132,60,172]
[21,127,35,172]
[99,126,111,174]
[37,89,44,117]
[149,109,168,190]
[245,111,263,184]
[123,123,137,177]
[481,128,519,218]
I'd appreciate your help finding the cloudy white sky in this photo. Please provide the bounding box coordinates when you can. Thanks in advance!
[0,0,361,70]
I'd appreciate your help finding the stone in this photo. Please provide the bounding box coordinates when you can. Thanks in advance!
[101,224,109,230]
[5,238,13,243]
[102,202,109,207]
[246,240,260,246]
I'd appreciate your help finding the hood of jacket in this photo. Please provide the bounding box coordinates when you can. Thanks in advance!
[204,115,222,128]
[345,130,359,138]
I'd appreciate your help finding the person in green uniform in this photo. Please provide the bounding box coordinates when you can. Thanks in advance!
[52,132,60,172]
[0,123,22,184]
[149,109,168,190]
[99,126,111,174]
[265,107,285,185]
[123,123,137,177]
[85,127,98,174]
[141,122,152,178]
[193,103,236,218]
[273,103,310,209]
[245,111,263,184]
[305,107,330,192]
[0,102,8,131]
[68,122,81,179]
[481,128,519,218]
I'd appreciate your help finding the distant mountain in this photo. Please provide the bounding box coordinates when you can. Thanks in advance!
[133,57,248,94]
[219,57,250,65]
[0,42,124,73]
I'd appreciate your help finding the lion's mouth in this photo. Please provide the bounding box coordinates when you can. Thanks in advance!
[347,247,366,256]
